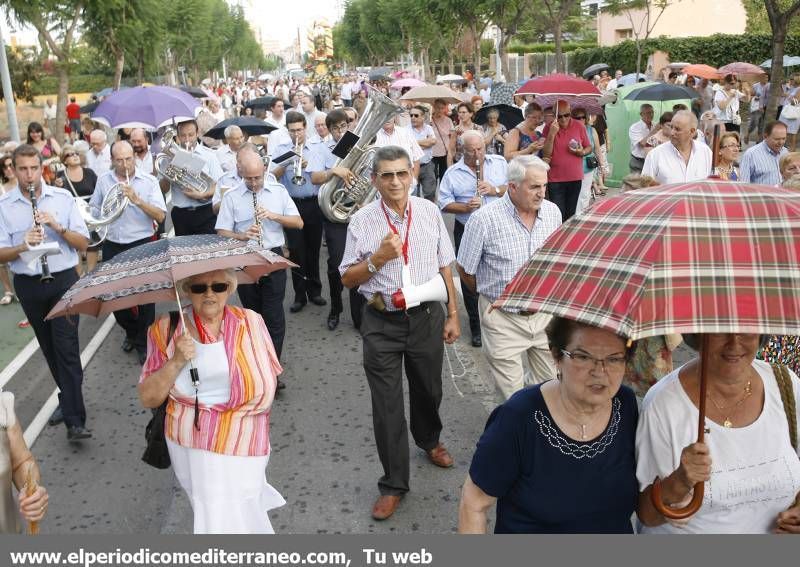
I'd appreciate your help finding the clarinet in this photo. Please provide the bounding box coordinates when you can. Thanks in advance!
[27,183,54,283]
[251,189,263,248]
[476,158,484,206]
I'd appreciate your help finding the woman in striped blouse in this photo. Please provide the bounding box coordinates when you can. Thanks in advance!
[138,268,284,534]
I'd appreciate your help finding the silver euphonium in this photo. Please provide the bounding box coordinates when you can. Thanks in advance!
[51,162,126,246]
[318,86,404,223]
[154,128,214,194]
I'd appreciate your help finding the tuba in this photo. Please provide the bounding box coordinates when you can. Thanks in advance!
[154,128,215,194]
[318,86,404,223]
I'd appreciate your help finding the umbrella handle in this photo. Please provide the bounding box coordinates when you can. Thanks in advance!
[651,335,710,522]
[650,478,705,520]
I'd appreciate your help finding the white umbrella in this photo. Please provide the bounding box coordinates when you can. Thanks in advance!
[437,74,464,82]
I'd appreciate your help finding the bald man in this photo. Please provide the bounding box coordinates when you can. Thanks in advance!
[91,141,167,363]
[216,152,303,374]
[642,110,712,184]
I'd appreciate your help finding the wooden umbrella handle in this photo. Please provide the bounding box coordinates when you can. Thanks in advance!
[25,462,39,535]
[650,335,710,520]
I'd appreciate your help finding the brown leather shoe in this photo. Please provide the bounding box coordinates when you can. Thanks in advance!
[426,443,454,468]
[371,495,402,520]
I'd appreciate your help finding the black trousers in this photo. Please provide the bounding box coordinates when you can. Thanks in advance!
[453,220,481,338]
[432,156,448,184]
[102,237,155,353]
[14,269,86,428]
[323,219,363,328]
[362,303,445,495]
[171,203,217,236]
[238,247,287,359]
[548,180,582,221]
[286,197,323,301]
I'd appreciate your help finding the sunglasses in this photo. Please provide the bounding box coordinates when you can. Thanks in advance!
[63,152,78,158]
[377,170,411,182]
[188,282,230,294]
[557,113,571,119]
[573,115,587,120]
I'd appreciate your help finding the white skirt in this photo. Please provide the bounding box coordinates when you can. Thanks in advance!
[167,439,286,534]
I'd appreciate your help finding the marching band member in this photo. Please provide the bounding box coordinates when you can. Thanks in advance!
[307,109,358,331]
[211,143,260,215]
[92,141,166,364]
[158,120,223,236]
[438,130,507,348]
[216,151,303,390]
[0,145,91,441]
[215,125,247,174]
[129,128,154,175]
[271,111,326,314]
[456,155,560,400]
[340,145,460,521]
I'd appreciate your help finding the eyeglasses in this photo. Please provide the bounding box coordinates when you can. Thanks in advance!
[329,123,348,132]
[721,144,740,150]
[376,170,411,182]
[188,282,230,294]
[560,349,626,373]
[557,113,571,119]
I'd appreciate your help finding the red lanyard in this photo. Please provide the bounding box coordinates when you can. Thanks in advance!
[193,310,216,344]
[380,200,412,265]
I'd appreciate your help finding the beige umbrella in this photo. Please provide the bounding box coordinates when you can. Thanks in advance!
[400,85,463,104]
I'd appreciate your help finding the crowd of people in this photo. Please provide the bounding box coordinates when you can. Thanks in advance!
[0,63,797,536]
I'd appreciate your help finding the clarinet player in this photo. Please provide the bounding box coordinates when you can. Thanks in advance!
[0,145,92,442]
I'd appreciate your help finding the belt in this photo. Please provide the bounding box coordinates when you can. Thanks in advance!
[15,267,76,279]
[176,203,211,211]
[368,301,434,317]
[292,196,318,202]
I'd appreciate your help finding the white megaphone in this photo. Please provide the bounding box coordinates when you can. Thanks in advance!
[391,265,449,310]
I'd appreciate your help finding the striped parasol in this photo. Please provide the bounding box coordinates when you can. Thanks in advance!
[493,181,800,340]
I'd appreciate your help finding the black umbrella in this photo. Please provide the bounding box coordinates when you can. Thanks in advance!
[204,116,277,140]
[369,73,391,82]
[582,63,610,79]
[80,101,99,114]
[179,85,208,99]
[624,83,699,101]
[244,96,276,110]
[474,103,523,130]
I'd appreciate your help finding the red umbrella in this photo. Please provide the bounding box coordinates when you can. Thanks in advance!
[718,62,765,76]
[516,73,601,97]
[493,181,800,519]
[682,64,721,80]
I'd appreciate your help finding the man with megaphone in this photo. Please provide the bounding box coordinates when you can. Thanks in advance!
[340,145,461,522]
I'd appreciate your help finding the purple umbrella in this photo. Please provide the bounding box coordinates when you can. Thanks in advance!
[91,86,201,130]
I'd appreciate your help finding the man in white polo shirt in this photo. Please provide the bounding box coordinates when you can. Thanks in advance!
[642,111,712,184]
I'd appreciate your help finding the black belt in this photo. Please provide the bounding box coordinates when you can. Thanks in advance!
[292,196,318,202]
[368,301,434,317]
[176,203,212,211]
[15,268,76,280]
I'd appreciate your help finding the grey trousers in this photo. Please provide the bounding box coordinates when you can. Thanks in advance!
[361,302,445,495]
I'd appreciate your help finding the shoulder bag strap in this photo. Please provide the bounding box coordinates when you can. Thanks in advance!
[772,363,798,450]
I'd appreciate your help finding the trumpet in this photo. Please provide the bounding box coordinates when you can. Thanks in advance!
[291,144,306,186]
[27,183,54,283]
[251,189,263,248]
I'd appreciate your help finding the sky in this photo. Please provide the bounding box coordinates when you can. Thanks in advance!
[246,0,342,48]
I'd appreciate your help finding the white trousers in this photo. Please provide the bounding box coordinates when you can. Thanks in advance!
[479,295,557,400]
[575,170,595,216]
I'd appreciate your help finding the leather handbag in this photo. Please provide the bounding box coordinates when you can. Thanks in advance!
[141,311,179,469]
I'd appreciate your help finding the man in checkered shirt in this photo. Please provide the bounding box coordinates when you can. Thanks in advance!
[457,155,561,400]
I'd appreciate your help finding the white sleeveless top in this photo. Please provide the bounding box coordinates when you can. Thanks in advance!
[173,340,231,406]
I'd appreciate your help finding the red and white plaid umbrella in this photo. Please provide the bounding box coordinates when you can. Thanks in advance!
[493,181,800,340]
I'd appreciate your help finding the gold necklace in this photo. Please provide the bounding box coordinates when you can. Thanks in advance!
[708,380,752,428]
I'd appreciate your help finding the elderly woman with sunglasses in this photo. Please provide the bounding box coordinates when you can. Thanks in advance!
[138,268,285,534]
[637,334,800,533]
[459,317,639,533]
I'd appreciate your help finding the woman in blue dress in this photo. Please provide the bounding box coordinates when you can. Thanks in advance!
[458,318,639,533]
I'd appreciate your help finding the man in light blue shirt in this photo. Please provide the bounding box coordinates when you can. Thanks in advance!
[158,120,224,236]
[216,152,302,370]
[271,111,327,313]
[438,130,507,347]
[0,145,92,441]
[739,120,788,185]
[93,141,166,362]
[457,155,560,399]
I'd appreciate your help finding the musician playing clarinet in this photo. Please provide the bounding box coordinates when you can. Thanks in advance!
[0,145,92,442]
[215,151,302,391]
[438,130,507,348]
[93,141,166,365]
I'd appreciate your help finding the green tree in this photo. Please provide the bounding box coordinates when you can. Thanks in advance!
[763,0,800,119]
[603,0,671,76]
[4,0,86,144]
[541,0,581,72]
[0,46,41,103]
